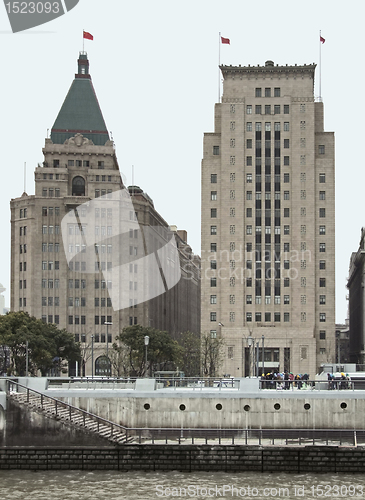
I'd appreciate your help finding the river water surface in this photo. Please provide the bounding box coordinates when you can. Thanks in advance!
[1,470,364,500]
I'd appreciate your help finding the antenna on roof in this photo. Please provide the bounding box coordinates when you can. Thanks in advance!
[23,162,26,193]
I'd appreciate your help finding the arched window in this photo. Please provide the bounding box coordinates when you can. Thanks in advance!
[95,356,111,376]
[72,176,85,196]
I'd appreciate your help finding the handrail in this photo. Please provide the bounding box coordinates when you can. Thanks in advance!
[259,379,355,391]
[7,380,129,440]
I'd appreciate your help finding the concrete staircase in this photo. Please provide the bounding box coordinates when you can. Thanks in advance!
[10,391,134,445]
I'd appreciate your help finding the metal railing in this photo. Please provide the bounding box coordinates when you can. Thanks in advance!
[259,379,355,391]
[7,380,131,442]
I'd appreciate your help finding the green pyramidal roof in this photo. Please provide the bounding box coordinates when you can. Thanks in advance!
[51,53,110,146]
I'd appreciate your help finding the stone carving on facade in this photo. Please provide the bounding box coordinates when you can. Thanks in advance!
[64,134,94,147]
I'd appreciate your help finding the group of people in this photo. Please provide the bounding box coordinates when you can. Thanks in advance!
[261,370,312,390]
[327,372,352,390]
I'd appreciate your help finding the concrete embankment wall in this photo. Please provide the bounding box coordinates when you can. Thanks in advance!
[57,392,365,430]
[0,399,110,448]
[0,445,364,473]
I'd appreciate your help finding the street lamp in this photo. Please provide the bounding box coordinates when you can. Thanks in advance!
[247,335,253,377]
[262,335,265,377]
[104,321,113,376]
[25,340,29,377]
[144,335,149,378]
[91,334,94,379]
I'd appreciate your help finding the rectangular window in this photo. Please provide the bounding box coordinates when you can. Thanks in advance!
[284,139,289,148]
[319,260,326,270]
[255,105,261,114]
[211,174,217,183]
[320,278,326,287]
[284,105,289,114]
[255,88,262,97]
[247,139,252,149]
[284,173,289,183]
[320,330,326,340]
[319,145,325,154]
[284,312,290,322]
[210,295,217,304]
[274,88,280,97]
[319,243,326,252]
[210,226,217,235]
[320,295,326,305]
[265,88,271,97]
[319,208,326,218]
[319,173,326,183]
[265,105,271,115]
[211,208,217,218]
[247,105,252,114]
[319,191,326,200]
[274,105,280,114]
[213,146,220,155]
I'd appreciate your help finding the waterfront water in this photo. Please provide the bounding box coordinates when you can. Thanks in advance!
[1,470,364,500]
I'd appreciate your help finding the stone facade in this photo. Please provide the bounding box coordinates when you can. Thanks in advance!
[10,53,200,376]
[201,61,335,376]
[348,229,365,364]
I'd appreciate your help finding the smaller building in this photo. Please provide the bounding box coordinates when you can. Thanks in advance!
[347,228,365,364]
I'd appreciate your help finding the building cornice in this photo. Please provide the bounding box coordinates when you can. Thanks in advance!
[220,62,316,79]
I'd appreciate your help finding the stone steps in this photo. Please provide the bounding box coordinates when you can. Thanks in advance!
[11,392,132,444]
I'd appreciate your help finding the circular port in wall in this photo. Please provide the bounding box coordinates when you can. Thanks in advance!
[274,403,281,410]
[216,403,222,410]
[144,403,150,410]
[179,404,186,411]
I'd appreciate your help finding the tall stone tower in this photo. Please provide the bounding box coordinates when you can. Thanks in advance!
[11,53,201,377]
[201,60,335,377]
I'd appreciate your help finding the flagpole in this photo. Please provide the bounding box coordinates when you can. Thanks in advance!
[319,30,322,100]
[83,29,84,52]
[218,32,221,103]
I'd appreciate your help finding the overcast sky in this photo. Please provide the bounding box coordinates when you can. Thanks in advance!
[0,0,363,323]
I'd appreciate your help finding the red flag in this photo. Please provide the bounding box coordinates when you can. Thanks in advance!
[320,35,325,44]
[83,31,94,41]
[221,36,230,45]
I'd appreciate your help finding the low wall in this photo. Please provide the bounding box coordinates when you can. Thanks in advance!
[0,445,365,473]
[58,393,365,430]
[0,399,110,447]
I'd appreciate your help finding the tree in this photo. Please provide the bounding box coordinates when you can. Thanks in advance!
[0,311,81,376]
[201,332,225,378]
[178,331,201,377]
[113,325,183,377]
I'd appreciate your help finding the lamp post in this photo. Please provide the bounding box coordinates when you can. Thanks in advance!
[256,341,259,377]
[104,321,112,376]
[25,340,29,377]
[91,334,94,379]
[262,335,265,376]
[144,335,149,378]
[247,335,253,377]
